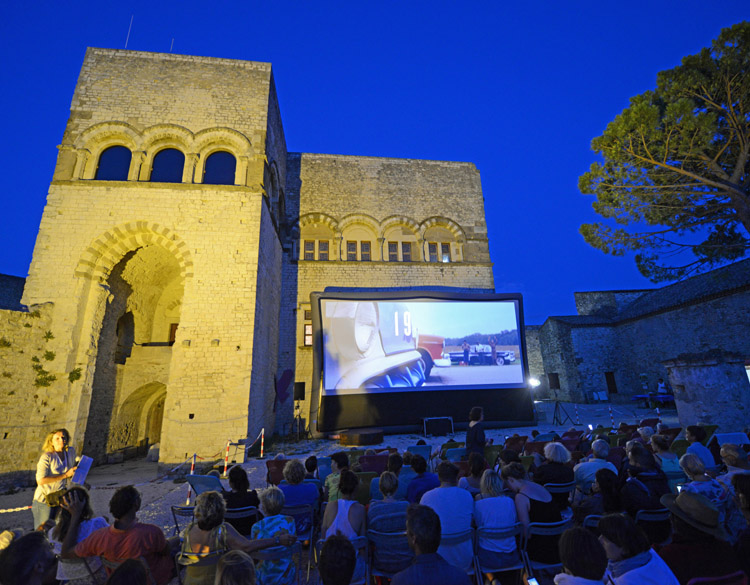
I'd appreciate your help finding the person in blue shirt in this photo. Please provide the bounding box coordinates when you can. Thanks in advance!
[685,426,717,470]
[391,505,471,585]
[406,455,439,503]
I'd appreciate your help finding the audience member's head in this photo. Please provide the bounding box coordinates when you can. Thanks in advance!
[106,558,149,585]
[364,449,376,456]
[416,439,427,446]
[544,442,571,464]
[591,439,610,459]
[595,468,621,512]
[411,454,427,475]
[500,462,527,492]
[679,453,706,479]
[207,469,221,479]
[661,491,728,542]
[470,406,483,422]
[338,469,359,497]
[733,473,750,518]
[686,425,706,444]
[53,486,94,542]
[194,490,226,531]
[436,461,460,485]
[656,423,669,433]
[637,426,655,442]
[500,449,521,465]
[387,452,403,475]
[259,486,285,517]
[0,531,57,585]
[720,444,749,469]
[228,465,250,493]
[531,430,540,439]
[650,434,671,453]
[402,451,414,466]
[283,459,306,485]
[628,443,657,472]
[330,452,349,472]
[214,550,256,585]
[318,534,356,585]
[559,527,608,581]
[468,452,485,478]
[379,471,399,498]
[304,455,318,475]
[109,485,141,520]
[479,469,504,497]
[597,514,650,561]
[406,504,441,555]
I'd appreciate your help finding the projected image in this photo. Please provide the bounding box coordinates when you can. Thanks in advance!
[320,298,523,394]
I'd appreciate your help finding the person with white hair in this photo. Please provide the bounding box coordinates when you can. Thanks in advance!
[573,439,617,496]
[533,443,575,512]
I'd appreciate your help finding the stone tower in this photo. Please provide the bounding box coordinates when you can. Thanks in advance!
[21,48,287,464]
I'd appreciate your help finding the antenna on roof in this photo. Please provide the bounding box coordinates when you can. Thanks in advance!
[170,38,174,53]
[125,15,134,49]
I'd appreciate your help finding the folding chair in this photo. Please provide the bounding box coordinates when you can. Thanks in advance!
[474,523,524,585]
[315,536,368,585]
[444,447,467,462]
[441,440,465,459]
[635,507,670,523]
[543,481,577,511]
[639,418,660,429]
[406,445,432,466]
[687,571,748,585]
[700,425,719,446]
[354,472,377,506]
[439,528,476,579]
[670,439,690,457]
[504,436,528,453]
[358,454,389,474]
[520,455,535,473]
[317,457,332,484]
[367,528,414,582]
[185,474,224,496]
[523,441,549,457]
[582,514,602,531]
[484,445,503,469]
[635,507,672,545]
[101,557,156,585]
[171,505,195,536]
[521,518,573,579]
[250,541,302,585]
[58,557,105,584]
[282,504,316,581]
[224,505,259,524]
[266,459,288,486]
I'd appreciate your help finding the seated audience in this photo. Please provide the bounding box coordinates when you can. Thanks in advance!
[420,461,474,572]
[573,467,621,524]
[324,452,349,502]
[371,452,414,501]
[658,491,740,585]
[474,470,519,582]
[304,456,318,480]
[224,465,260,535]
[48,485,108,584]
[318,535,356,585]
[554,527,608,585]
[278,459,318,536]
[406,454,440,503]
[502,461,562,565]
[500,448,522,466]
[573,439,617,497]
[597,513,679,584]
[458,452,485,496]
[650,434,682,492]
[716,443,750,486]
[60,486,176,585]
[391,504,471,585]
[321,470,366,582]
[636,426,655,445]
[0,531,58,585]
[533,442,575,512]
[620,444,670,517]
[678,453,731,517]
[685,426,716,470]
[214,550,256,585]
[732,473,750,578]
[368,471,409,531]
[181,490,295,585]
[105,559,149,585]
[250,487,297,585]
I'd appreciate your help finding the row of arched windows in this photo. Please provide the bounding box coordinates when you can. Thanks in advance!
[94,146,237,185]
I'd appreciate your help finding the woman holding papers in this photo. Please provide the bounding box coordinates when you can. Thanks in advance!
[32,427,77,529]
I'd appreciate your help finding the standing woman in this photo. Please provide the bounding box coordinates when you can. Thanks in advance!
[466,406,493,457]
[33,428,77,529]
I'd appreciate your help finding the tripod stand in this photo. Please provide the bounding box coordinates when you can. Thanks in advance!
[293,400,308,441]
[552,393,574,426]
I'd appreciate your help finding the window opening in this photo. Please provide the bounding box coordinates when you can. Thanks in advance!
[361,241,371,261]
[548,373,561,390]
[347,241,357,261]
[605,372,618,394]
[304,241,315,261]
[95,146,131,181]
[401,242,412,262]
[388,242,398,262]
[203,151,236,185]
[151,148,185,183]
[428,243,438,262]
[318,241,329,261]
[441,243,451,263]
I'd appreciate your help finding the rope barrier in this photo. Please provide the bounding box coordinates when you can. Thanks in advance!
[223,440,231,477]
[0,505,31,514]
[185,454,196,505]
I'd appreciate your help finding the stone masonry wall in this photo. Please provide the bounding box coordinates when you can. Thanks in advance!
[524,326,547,396]
[574,290,652,318]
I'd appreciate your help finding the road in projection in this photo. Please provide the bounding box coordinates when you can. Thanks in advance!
[424,364,524,386]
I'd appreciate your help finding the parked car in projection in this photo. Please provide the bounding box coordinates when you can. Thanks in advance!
[324,301,428,390]
[415,333,452,379]
[448,343,516,365]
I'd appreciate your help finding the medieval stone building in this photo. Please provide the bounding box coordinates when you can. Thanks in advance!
[0,48,494,479]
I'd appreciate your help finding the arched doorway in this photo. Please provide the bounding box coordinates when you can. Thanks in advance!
[82,244,183,462]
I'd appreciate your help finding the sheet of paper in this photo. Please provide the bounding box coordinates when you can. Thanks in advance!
[71,455,93,485]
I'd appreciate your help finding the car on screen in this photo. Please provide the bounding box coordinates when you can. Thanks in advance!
[326,301,428,390]
[415,333,452,379]
[448,344,516,365]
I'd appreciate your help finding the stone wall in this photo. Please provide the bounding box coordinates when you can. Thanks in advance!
[524,326,548,396]
[574,290,651,318]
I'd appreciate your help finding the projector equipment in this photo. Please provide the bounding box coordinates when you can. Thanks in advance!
[551,390,574,426]
[293,382,305,441]
[423,416,454,437]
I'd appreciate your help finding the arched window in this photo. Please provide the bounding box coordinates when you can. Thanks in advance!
[95,146,131,180]
[150,148,185,183]
[203,151,236,185]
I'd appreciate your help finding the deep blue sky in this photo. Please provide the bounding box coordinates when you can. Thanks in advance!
[1,3,747,324]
